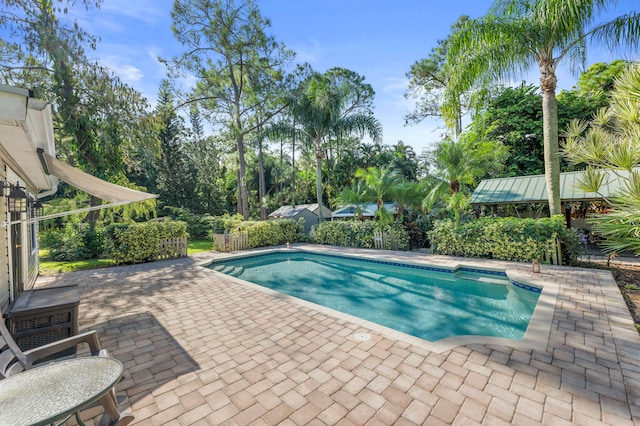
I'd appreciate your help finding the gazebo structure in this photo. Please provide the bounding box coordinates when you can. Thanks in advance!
[471,170,626,228]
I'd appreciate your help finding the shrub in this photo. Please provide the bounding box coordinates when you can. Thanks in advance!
[104,220,188,264]
[209,213,244,234]
[314,220,410,251]
[405,221,425,249]
[165,207,212,239]
[233,219,304,248]
[40,223,104,261]
[428,215,580,264]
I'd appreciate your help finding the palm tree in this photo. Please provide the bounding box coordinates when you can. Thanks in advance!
[391,179,425,219]
[335,181,369,220]
[445,0,640,216]
[427,135,508,223]
[355,167,402,225]
[282,68,382,222]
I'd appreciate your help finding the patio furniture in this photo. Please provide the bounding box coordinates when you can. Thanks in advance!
[0,314,133,425]
[0,357,123,426]
[4,285,80,356]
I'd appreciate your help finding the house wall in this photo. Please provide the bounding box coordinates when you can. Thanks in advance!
[0,161,9,312]
[297,210,319,233]
[0,166,40,311]
[26,205,38,289]
[318,206,332,220]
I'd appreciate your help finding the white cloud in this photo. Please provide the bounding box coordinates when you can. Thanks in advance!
[177,73,198,92]
[101,56,144,83]
[98,0,168,25]
[378,76,409,94]
[289,39,323,65]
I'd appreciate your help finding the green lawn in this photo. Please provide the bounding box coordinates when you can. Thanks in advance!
[39,258,118,275]
[39,239,213,275]
[188,239,213,254]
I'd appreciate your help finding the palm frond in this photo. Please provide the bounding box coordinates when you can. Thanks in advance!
[606,138,640,171]
[589,12,640,53]
[575,166,605,193]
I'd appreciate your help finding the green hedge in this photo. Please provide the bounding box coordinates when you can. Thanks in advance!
[232,219,305,248]
[428,216,580,264]
[40,222,103,261]
[104,220,188,264]
[165,207,213,238]
[313,220,410,251]
[209,213,245,234]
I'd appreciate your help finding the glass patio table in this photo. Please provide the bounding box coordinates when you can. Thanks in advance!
[0,357,123,426]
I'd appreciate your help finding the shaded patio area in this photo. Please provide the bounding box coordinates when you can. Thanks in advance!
[38,246,640,425]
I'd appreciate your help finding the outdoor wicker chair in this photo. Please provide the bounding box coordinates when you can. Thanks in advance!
[0,314,134,426]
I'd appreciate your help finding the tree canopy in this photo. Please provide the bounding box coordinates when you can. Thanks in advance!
[562,62,640,254]
[168,0,294,219]
[444,0,640,216]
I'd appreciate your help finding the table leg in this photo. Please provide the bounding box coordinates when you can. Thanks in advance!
[74,411,87,426]
[99,391,121,423]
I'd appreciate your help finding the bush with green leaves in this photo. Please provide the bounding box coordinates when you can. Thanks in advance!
[208,213,245,234]
[233,219,304,248]
[40,222,104,261]
[165,207,214,239]
[104,220,188,264]
[314,220,410,251]
[428,216,580,264]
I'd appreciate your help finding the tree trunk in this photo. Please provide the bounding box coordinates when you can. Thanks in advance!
[84,195,102,230]
[455,94,462,139]
[315,138,324,222]
[326,138,333,196]
[540,69,561,216]
[237,134,250,219]
[279,138,284,200]
[258,135,266,220]
[291,119,296,206]
[236,168,242,214]
[450,179,460,194]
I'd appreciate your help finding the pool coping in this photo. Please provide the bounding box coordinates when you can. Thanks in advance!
[202,246,559,354]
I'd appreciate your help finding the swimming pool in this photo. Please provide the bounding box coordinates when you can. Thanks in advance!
[208,251,542,342]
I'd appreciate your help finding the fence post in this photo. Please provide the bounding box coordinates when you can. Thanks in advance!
[374,231,382,250]
[157,237,187,260]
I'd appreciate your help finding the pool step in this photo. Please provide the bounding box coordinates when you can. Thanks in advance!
[455,271,510,285]
[213,265,244,276]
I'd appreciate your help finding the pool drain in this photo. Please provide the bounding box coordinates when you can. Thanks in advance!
[354,332,371,342]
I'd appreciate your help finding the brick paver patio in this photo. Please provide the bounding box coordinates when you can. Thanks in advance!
[37,245,640,425]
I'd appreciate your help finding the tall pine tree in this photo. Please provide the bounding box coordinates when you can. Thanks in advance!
[155,80,196,213]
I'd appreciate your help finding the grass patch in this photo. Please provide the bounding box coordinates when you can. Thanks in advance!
[40,258,118,275]
[188,239,212,254]
[39,238,211,274]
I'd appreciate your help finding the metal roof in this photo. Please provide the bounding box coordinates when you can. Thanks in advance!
[332,203,398,218]
[268,203,332,218]
[268,205,312,218]
[471,170,627,205]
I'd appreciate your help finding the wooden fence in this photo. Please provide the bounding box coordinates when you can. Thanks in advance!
[158,237,188,260]
[213,231,249,252]
[373,231,399,251]
[542,237,563,265]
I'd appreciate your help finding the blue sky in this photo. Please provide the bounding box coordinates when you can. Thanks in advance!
[70,0,638,153]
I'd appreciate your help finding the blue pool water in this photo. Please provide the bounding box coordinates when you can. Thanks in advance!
[209,251,541,342]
